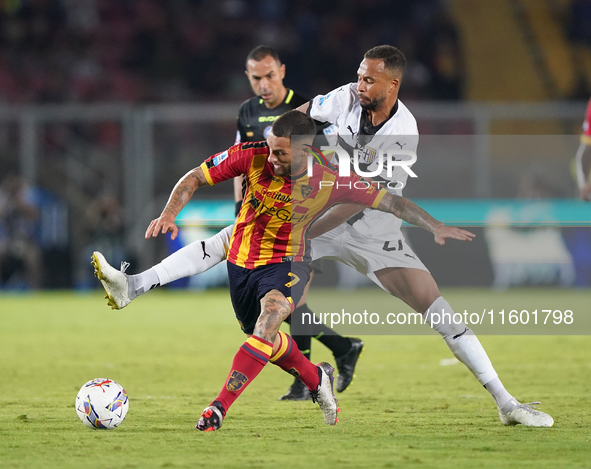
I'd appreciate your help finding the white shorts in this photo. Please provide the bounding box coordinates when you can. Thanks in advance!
[311,224,429,292]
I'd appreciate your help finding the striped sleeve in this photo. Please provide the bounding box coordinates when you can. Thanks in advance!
[200,143,254,186]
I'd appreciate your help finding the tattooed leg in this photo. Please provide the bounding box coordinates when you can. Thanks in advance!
[254,289,293,352]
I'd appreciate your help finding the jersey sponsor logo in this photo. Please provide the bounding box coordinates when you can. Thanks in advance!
[212,150,229,167]
[260,186,291,203]
[248,195,311,223]
[258,115,280,122]
[268,191,291,203]
[226,370,248,391]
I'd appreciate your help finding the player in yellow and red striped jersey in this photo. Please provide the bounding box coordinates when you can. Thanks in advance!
[140,110,474,431]
[235,45,358,402]
[199,141,384,269]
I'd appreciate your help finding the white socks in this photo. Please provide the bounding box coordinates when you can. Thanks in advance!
[129,225,233,299]
[484,377,516,411]
[424,296,514,409]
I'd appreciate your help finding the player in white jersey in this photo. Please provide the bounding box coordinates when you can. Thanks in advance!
[92,45,553,427]
[303,79,426,286]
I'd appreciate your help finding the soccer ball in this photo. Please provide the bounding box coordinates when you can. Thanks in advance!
[75,378,129,429]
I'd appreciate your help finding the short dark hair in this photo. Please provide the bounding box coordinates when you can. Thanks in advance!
[245,45,281,68]
[271,110,316,139]
[364,45,406,76]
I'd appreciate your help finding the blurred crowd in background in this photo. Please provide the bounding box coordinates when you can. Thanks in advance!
[0,0,463,103]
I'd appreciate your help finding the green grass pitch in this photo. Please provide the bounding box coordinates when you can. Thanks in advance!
[0,288,590,468]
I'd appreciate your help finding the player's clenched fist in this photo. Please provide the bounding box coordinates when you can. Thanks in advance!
[145,213,179,240]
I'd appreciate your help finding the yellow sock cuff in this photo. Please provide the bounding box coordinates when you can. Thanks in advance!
[244,336,273,360]
[270,331,290,363]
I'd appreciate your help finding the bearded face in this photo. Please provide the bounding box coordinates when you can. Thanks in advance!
[359,93,386,112]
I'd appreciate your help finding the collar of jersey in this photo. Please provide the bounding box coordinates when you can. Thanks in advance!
[360,99,399,134]
[258,88,294,107]
[285,166,308,181]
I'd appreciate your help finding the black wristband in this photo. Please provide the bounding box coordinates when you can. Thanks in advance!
[235,200,242,216]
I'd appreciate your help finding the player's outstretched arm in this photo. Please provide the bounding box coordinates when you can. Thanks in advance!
[308,204,364,239]
[145,167,208,240]
[376,192,475,245]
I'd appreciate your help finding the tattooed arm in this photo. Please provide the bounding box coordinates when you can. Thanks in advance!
[145,167,208,240]
[308,204,364,239]
[376,192,475,245]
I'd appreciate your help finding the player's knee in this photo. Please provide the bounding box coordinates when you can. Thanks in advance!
[261,289,290,315]
[254,290,291,342]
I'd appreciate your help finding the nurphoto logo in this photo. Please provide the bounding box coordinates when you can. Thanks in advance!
[305,144,417,190]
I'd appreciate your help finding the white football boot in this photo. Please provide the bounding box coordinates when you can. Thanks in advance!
[309,362,340,425]
[498,400,554,427]
[91,251,132,310]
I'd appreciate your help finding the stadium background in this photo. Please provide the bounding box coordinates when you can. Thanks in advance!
[0,0,590,291]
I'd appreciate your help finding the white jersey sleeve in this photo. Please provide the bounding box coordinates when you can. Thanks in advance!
[309,84,357,125]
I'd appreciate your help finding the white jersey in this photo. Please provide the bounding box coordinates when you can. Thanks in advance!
[309,83,419,239]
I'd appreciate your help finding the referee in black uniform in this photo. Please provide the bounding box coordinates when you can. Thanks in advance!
[233,45,364,401]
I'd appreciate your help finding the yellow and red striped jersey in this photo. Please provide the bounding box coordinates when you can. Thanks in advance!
[200,141,386,269]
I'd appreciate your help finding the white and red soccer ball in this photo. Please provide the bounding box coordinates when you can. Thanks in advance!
[75,378,129,429]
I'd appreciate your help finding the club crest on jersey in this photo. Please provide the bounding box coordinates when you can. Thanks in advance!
[300,184,313,198]
[358,145,378,164]
[264,125,272,138]
[227,370,249,391]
